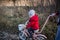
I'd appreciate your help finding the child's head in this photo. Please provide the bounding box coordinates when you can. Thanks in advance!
[28,9,35,18]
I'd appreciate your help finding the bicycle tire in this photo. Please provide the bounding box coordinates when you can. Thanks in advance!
[33,33,47,40]
[19,31,27,40]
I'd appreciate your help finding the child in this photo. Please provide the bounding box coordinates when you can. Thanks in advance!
[26,9,40,38]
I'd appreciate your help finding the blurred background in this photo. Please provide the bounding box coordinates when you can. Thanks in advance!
[0,0,60,40]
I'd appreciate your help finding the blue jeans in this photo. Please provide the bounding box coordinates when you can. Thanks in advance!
[55,25,60,40]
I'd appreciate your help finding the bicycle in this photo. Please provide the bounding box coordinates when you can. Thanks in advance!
[18,24,47,40]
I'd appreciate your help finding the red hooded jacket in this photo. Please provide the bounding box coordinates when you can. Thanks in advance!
[26,14,40,30]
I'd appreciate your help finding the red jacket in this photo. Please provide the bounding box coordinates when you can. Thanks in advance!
[26,14,40,30]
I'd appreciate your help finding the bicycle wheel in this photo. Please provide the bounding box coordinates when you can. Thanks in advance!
[35,34,47,40]
[19,31,27,40]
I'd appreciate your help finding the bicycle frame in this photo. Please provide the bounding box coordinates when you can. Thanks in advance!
[18,24,47,40]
